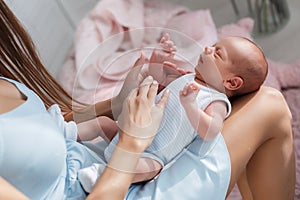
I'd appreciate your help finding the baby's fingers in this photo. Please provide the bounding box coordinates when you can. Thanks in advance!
[180,83,190,96]
[188,82,201,92]
[138,76,154,98]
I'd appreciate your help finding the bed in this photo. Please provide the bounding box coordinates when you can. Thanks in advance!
[6,0,300,199]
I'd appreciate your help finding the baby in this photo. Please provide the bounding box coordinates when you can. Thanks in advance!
[78,34,268,192]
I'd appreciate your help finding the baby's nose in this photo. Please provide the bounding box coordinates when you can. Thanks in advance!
[204,46,213,54]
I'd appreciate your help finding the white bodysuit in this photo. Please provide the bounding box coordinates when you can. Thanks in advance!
[105,73,231,166]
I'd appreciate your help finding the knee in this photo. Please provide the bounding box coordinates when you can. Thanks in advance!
[262,87,292,137]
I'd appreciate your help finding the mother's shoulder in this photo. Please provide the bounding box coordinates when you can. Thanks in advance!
[0,79,25,99]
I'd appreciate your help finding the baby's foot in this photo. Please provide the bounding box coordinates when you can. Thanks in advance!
[150,33,177,65]
[179,81,201,107]
[78,163,106,193]
[148,33,177,83]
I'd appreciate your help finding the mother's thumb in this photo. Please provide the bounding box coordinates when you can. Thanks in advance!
[133,51,148,68]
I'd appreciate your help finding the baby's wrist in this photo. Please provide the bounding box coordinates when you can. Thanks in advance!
[181,101,198,111]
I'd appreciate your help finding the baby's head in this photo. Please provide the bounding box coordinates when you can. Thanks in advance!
[195,36,268,97]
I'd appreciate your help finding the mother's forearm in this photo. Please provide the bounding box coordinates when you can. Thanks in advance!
[87,139,143,200]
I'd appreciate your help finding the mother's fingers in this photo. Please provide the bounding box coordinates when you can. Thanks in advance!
[156,89,170,109]
[117,75,169,140]
[127,88,138,111]
[133,51,148,68]
[148,80,159,104]
[138,76,153,97]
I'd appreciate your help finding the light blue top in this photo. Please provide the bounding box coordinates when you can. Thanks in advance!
[0,77,103,199]
[0,77,231,199]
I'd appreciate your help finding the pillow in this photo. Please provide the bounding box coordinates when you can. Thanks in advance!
[265,59,300,91]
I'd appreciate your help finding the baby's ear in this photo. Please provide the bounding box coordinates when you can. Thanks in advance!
[223,76,243,91]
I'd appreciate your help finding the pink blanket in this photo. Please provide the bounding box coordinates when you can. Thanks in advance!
[59,0,300,198]
[59,0,218,103]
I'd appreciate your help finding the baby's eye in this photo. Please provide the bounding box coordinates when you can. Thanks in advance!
[216,49,222,59]
[213,51,219,58]
[213,52,218,58]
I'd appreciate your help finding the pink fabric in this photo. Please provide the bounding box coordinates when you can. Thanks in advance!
[217,17,254,40]
[58,0,218,103]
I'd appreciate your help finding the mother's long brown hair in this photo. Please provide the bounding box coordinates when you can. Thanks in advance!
[0,1,82,115]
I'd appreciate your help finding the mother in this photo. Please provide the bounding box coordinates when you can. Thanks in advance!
[0,1,295,199]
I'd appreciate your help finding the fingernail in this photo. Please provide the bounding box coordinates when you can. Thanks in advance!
[147,75,153,81]
[140,76,153,87]
[153,80,158,85]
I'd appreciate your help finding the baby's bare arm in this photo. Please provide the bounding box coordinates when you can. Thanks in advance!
[180,82,227,140]
[185,101,227,140]
[202,101,227,139]
[77,116,118,142]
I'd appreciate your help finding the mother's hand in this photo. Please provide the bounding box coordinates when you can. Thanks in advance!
[112,53,148,119]
[112,52,182,119]
[88,76,169,200]
[117,75,170,153]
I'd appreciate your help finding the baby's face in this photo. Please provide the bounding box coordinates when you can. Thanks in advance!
[195,37,257,88]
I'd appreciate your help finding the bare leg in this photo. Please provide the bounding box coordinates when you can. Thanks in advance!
[132,158,162,183]
[237,170,253,200]
[246,115,295,199]
[77,116,118,142]
[223,87,295,199]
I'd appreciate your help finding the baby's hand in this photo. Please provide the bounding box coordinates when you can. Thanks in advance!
[179,81,201,106]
